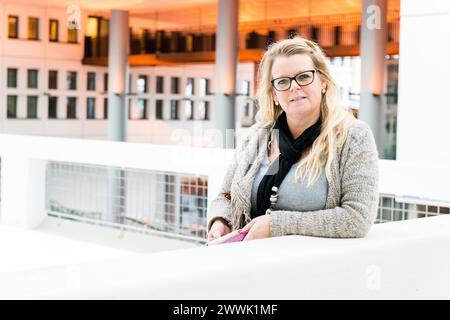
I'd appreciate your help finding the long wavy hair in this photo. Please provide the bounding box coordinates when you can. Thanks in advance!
[255,36,354,186]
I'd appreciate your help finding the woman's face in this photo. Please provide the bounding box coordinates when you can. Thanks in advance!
[271,54,325,122]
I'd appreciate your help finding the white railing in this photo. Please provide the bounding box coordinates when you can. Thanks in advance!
[0,133,450,299]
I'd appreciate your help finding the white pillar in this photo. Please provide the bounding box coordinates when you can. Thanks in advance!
[0,156,46,228]
[108,10,129,142]
[214,0,239,149]
[107,10,129,223]
[359,0,387,155]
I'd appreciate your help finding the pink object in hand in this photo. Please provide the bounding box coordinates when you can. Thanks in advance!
[207,230,248,246]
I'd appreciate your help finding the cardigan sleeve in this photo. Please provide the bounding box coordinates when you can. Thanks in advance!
[206,126,256,232]
[269,122,379,238]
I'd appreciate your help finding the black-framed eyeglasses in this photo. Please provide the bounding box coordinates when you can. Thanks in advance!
[271,70,316,91]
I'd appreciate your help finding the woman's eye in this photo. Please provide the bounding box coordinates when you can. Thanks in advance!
[277,79,287,85]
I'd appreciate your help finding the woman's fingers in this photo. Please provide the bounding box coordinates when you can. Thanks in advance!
[241,218,257,233]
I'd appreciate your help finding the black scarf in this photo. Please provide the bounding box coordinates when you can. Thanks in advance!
[254,112,322,218]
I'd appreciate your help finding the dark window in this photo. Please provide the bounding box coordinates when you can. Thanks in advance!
[103,73,108,92]
[28,17,39,40]
[103,98,108,119]
[198,101,209,120]
[199,78,210,96]
[49,19,59,42]
[27,69,39,89]
[156,76,164,93]
[137,99,147,119]
[68,28,77,43]
[170,100,179,120]
[87,72,96,91]
[137,75,148,93]
[27,96,38,119]
[48,70,58,89]
[8,16,18,39]
[67,97,77,119]
[7,68,18,88]
[7,95,17,118]
[155,99,164,119]
[48,96,58,119]
[86,97,96,119]
[171,77,180,94]
[67,71,77,90]
[185,78,194,96]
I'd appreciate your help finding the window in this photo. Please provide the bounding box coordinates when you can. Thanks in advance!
[48,70,58,89]
[49,19,59,42]
[241,80,250,96]
[67,97,77,119]
[7,68,18,88]
[185,78,194,96]
[137,75,148,93]
[67,71,77,90]
[171,77,180,94]
[128,74,132,93]
[27,69,39,89]
[137,99,147,119]
[198,101,209,120]
[184,100,194,120]
[68,28,77,43]
[103,73,108,92]
[8,16,18,39]
[156,76,164,93]
[103,98,108,119]
[48,96,58,119]
[86,97,96,119]
[170,100,179,120]
[27,96,38,119]
[155,99,164,119]
[87,72,96,91]
[7,95,17,118]
[199,78,210,96]
[28,17,39,40]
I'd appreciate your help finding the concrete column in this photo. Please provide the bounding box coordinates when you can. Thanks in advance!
[108,10,129,142]
[359,0,387,155]
[214,0,239,149]
[107,10,129,223]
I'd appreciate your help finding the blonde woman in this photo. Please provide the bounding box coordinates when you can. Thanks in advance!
[207,37,379,242]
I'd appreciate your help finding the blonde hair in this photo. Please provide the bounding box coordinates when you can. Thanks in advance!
[255,36,354,186]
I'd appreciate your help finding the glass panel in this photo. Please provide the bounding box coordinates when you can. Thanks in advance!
[185,78,194,96]
[170,100,179,120]
[27,96,38,119]
[67,71,77,90]
[8,16,18,39]
[86,98,96,119]
[67,97,77,119]
[7,68,17,88]
[28,17,39,40]
[48,70,58,89]
[155,100,164,119]
[7,95,17,118]
[48,96,58,119]
[27,69,39,89]
[87,72,96,91]
[49,19,59,42]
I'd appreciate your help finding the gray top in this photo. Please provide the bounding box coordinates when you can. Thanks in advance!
[250,150,328,217]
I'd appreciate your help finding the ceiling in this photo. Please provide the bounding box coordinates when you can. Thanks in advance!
[1,0,400,29]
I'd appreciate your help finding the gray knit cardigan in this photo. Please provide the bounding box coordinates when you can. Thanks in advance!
[207,118,379,238]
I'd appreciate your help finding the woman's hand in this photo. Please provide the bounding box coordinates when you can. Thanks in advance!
[241,215,271,241]
[207,218,231,242]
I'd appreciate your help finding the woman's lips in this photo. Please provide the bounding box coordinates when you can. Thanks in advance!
[289,96,307,103]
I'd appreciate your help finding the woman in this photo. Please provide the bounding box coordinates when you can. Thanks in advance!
[207,37,379,242]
